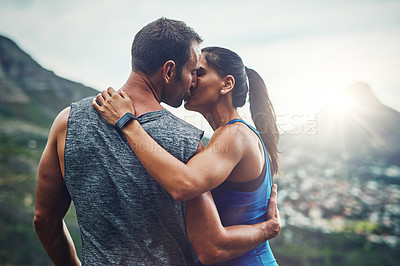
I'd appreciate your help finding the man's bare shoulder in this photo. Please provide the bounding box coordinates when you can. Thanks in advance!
[50,107,71,136]
[44,107,71,177]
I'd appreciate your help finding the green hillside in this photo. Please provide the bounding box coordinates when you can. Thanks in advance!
[0,35,97,265]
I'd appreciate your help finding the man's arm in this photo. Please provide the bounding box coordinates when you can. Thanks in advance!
[186,184,281,265]
[33,107,81,266]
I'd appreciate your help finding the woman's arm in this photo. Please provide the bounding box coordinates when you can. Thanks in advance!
[93,88,244,201]
[186,185,281,265]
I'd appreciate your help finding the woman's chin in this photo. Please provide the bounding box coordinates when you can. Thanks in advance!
[184,102,192,111]
[184,101,197,112]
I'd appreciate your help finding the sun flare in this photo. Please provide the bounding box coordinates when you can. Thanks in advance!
[326,94,355,116]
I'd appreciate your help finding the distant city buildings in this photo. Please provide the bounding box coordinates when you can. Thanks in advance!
[276,150,400,247]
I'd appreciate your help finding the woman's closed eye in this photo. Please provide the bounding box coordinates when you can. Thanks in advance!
[196,70,205,77]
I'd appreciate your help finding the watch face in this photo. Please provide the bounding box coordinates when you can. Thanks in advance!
[116,113,137,131]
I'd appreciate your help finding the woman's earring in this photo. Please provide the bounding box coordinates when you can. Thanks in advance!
[221,90,226,93]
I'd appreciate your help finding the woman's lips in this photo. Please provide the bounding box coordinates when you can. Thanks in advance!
[183,93,191,103]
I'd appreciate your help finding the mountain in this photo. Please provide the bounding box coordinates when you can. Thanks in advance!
[279,82,400,162]
[273,82,400,265]
[0,35,97,265]
[0,35,97,127]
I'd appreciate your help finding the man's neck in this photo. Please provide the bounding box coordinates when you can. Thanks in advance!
[119,71,164,117]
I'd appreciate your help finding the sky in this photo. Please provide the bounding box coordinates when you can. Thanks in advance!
[1,0,399,135]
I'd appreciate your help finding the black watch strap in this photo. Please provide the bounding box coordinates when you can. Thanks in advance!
[115,112,137,131]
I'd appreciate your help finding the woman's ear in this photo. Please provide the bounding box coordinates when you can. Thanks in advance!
[162,60,176,84]
[220,75,235,94]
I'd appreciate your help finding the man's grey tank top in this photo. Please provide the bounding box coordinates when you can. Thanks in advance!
[64,97,203,265]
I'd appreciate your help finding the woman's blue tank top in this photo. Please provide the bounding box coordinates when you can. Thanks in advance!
[208,119,278,266]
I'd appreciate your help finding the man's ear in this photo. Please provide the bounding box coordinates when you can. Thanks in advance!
[162,60,176,84]
[220,75,235,94]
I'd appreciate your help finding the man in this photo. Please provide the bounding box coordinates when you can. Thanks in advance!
[34,18,280,265]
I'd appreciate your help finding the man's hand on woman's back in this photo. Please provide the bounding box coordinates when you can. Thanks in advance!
[265,184,281,238]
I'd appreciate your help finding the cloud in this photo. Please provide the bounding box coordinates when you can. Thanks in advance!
[0,0,399,131]
[242,28,400,114]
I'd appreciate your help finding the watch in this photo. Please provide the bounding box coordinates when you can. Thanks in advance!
[115,112,137,131]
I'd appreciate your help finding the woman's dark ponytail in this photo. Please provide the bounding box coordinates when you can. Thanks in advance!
[202,47,279,175]
[246,67,279,176]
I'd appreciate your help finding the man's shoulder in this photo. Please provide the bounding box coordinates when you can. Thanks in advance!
[70,96,97,110]
[52,106,71,134]
[164,109,203,135]
[66,96,100,123]
[139,108,204,138]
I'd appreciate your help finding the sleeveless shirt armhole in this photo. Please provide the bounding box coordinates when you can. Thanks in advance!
[218,159,267,192]
[218,118,269,192]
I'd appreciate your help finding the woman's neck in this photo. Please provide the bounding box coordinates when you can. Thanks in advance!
[200,103,241,131]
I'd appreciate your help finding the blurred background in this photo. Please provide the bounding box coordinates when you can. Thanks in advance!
[0,0,399,265]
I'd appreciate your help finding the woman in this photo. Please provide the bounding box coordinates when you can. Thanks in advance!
[93,47,280,265]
